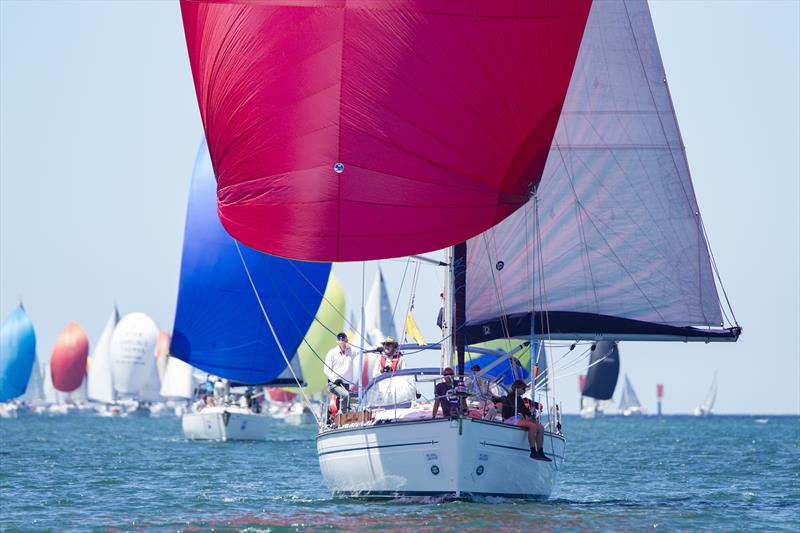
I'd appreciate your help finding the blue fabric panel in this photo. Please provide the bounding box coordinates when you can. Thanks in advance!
[0,306,36,401]
[170,139,330,384]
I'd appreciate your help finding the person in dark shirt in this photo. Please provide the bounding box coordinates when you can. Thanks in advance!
[502,380,551,462]
[432,367,462,418]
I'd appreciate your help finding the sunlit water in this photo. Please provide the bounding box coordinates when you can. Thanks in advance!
[1,414,797,532]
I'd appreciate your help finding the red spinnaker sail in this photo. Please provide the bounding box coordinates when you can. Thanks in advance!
[50,321,89,392]
[181,0,592,261]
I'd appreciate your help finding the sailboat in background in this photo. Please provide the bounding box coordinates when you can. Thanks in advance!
[87,307,120,414]
[48,321,89,415]
[174,139,332,440]
[693,372,718,416]
[580,341,620,418]
[181,0,740,499]
[0,304,37,418]
[109,312,160,415]
[618,375,646,416]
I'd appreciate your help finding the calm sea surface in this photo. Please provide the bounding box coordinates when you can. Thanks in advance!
[1,414,797,532]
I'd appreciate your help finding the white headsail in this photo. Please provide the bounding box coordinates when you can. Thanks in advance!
[159,355,194,400]
[86,307,119,404]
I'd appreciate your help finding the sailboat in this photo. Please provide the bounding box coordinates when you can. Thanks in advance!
[173,139,332,441]
[618,375,646,416]
[580,341,621,419]
[693,372,718,416]
[0,304,37,418]
[180,0,740,499]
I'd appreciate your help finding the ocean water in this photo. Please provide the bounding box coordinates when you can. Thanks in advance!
[0,414,797,532]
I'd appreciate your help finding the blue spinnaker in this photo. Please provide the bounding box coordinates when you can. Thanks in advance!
[171,139,331,384]
[466,351,530,387]
[0,305,36,401]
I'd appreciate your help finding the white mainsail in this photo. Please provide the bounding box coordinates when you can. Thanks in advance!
[464,0,736,342]
[110,312,158,396]
[159,355,194,400]
[86,307,119,404]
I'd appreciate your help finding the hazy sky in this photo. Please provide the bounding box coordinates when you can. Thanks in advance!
[1,1,798,414]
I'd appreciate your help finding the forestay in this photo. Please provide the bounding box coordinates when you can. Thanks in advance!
[464,0,738,342]
[180,0,592,261]
[170,139,331,384]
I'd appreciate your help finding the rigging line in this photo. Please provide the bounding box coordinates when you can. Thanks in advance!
[285,262,370,346]
[552,138,600,313]
[622,1,718,324]
[390,258,413,338]
[698,214,739,326]
[233,241,320,425]
[481,231,513,348]
[400,263,422,343]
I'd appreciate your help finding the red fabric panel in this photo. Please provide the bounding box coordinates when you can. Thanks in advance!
[268,388,297,402]
[50,322,89,393]
[181,0,592,261]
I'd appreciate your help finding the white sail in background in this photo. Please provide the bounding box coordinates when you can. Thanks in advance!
[704,373,718,412]
[67,378,88,403]
[159,355,194,400]
[87,307,119,404]
[694,371,718,416]
[137,357,162,403]
[358,267,396,347]
[19,356,45,405]
[110,312,158,396]
[465,0,732,341]
[618,374,642,412]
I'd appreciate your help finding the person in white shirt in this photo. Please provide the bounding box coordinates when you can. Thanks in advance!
[324,332,356,413]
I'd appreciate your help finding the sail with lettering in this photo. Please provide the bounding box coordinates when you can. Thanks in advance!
[180,0,592,261]
[50,322,89,393]
[169,138,331,384]
[109,312,158,396]
[0,305,36,402]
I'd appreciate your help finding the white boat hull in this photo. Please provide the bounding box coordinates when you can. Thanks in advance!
[182,408,271,441]
[317,417,565,500]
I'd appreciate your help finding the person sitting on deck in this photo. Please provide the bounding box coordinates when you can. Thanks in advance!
[502,380,551,462]
[432,367,462,418]
[374,337,405,376]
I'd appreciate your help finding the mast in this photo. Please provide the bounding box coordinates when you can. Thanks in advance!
[453,242,467,377]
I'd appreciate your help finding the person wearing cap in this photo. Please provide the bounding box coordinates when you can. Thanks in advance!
[324,332,356,413]
[432,367,462,418]
[502,380,551,462]
[373,336,405,377]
